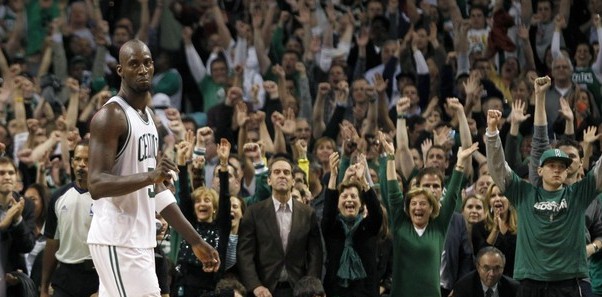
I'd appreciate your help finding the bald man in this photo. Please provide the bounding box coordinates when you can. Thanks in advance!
[87,40,220,297]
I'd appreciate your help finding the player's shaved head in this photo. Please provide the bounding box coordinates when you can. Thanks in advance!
[119,39,150,65]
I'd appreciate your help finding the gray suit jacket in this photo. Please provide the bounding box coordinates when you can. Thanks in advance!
[237,198,323,293]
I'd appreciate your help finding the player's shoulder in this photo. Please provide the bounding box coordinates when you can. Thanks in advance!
[90,98,128,131]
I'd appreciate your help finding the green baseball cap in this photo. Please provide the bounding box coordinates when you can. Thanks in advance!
[539,148,572,168]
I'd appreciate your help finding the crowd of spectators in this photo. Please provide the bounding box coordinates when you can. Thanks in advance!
[3,0,602,296]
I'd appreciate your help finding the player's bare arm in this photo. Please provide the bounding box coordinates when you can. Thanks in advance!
[88,103,176,199]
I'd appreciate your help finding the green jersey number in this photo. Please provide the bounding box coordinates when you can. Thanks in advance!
[148,167,156,198]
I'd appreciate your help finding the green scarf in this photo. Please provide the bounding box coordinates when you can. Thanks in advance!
[336,214,367,288]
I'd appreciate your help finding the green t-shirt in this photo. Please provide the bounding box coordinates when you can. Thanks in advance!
[389,170,463,297]
[26,1,59,55]
[590,194,602,294]
[153,69,181,96]
[573,67,602,113]
[505,170,598,281]
[198,77,225,112]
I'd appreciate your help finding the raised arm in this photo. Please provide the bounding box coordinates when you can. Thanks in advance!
[312,83,330,139]
[211,1,233,51]
[592,15,602,77]
[183,27,207,83]
[550,15,566,59]
[252,10,272,75]
[135,0,150,43]
[447,97,473,176]
[505,100,531,170]
[395,97,415,180]
[517,25,536,71]
[582,126,600,171]
[529,76,552,185]
[486,110,514,193]
[64,78,81,131]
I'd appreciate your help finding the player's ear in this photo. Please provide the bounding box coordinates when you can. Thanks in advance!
[116,64,123,77]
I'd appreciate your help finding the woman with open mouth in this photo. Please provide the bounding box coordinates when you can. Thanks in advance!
[321,151,383,297]
[471,183,518,277]
[173,136,233,296]
[385,129,479,297]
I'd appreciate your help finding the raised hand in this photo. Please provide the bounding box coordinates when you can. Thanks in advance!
[294,139,308,159]
[168,120,186,140]
[558,97,574,122]
[65,77,80,94]
[446,97,464,115]
[176,136,193,166]
[583,126,600,144]
[356,27,370,48]
[421,138,433,159]
[243,142,262,163]
[192,155,206,170]
[318,82,331,97]
[281,108,297,135]
[182,27,193,44]
[433,126,452,147]
[554,14,566,31]
[533,76,552,96]
[295,62,307,76]
[378,131,394,155]
[235,102,249,127]
[463,74,481,97]
[217,138,231,166]
[509,100,531,124]
[396,97,411,115]
[341,121,359,156]
[263,80,278,98]
[487,110,503,131]
[196,127,213,149]
[342,164,357,184]
[457,142,479,164]
[329,152,340,177]
[374,73,388,94]
[272,64,286,79]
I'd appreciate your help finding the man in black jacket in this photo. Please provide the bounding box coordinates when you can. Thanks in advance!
[451,247,519,297]
[0,156,36,296]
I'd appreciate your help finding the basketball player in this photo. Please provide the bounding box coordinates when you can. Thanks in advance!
[87,40,219,297]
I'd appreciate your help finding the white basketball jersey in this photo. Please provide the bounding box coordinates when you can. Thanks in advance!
[87,96,159,248]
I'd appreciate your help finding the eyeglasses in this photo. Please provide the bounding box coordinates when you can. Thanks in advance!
[479,264,503,273]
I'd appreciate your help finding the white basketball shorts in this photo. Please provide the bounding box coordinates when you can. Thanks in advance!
[89,244,160,297]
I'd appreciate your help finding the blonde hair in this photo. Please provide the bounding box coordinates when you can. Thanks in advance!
[404,187,440,219]
[191,187,219,221]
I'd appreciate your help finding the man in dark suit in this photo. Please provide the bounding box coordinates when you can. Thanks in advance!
[451,247,519,297]
[238,157,323,297]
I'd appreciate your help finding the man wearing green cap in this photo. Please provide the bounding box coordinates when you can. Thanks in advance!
[486,100,602,296]
[484,74,602,297]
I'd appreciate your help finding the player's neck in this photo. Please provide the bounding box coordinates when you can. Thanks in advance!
[118,87,149,111]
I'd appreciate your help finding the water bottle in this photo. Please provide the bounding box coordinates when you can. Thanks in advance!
[177,286,184,297]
